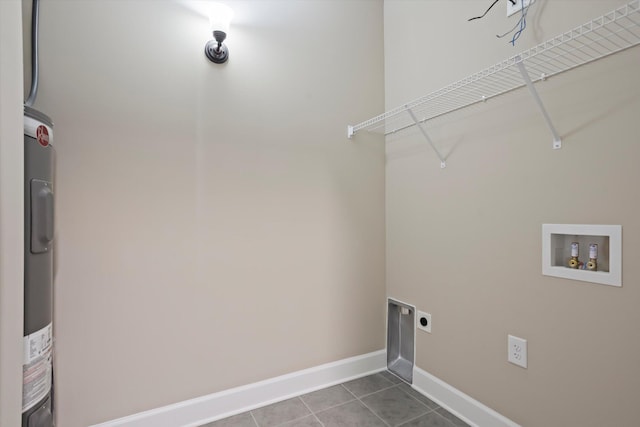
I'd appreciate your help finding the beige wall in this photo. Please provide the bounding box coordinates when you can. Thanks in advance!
[27,1,385,426]
[0,1,25,425]
[385,1,640,426]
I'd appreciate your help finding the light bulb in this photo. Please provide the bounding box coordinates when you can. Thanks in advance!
[208,3,234,34]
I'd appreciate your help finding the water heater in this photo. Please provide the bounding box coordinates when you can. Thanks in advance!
[22,106,55,427]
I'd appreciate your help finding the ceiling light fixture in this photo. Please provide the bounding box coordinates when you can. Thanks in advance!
[205,3,234,64]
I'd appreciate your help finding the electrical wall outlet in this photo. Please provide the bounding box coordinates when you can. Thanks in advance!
[507,0,535,17]
[416,311,431,333]
[508,335,528,368]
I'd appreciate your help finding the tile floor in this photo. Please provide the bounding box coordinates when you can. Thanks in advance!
[200,371,470,427]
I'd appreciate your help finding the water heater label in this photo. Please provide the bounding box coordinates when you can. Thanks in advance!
[24,323,52,364]
[22,323,53,412]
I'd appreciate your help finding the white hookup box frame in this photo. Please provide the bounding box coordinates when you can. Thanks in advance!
[542,224,622,287]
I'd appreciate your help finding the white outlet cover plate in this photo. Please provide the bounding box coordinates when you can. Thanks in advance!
[508,335,528,368]
[416,311,431,333]
[507,0,535,17]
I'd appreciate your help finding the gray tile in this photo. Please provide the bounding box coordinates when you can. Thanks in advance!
[398,411,456,427]
[397,383,440,410]
[316,400,388,427]
[379,370,404,385]
[361,386,431,426]
[435,408,470,427]
[199,412,256,427]
[300,385,355,412]
[280,415,323,426]
[342,373,394,397]
[251,398,311,427]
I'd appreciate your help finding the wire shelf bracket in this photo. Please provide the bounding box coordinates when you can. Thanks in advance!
[516,58,562,149]
[407,108,447,168]
[347,0,640,163]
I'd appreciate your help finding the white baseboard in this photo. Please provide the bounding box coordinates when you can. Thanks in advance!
[412,366,520,427]
[91,350,386,427]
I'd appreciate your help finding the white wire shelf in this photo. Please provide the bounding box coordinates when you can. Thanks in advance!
[348,0,640,142]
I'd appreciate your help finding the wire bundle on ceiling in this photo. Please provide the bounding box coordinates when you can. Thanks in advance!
[467,0,533,46]
[497,1,531,45]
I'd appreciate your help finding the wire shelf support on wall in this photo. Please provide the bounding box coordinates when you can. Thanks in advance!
[347,0,640,165]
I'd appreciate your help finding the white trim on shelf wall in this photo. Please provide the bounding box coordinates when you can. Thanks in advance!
[412,367,520,427]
